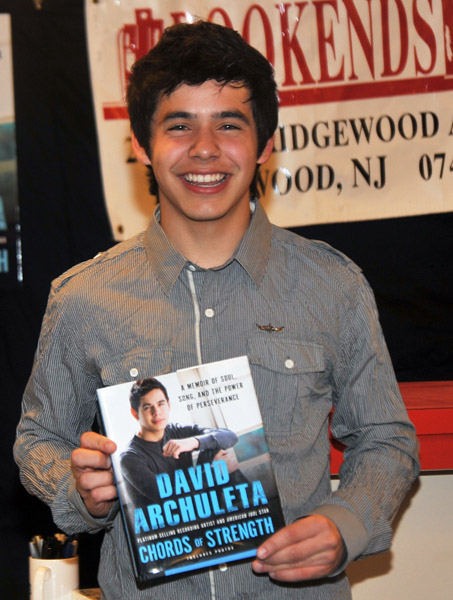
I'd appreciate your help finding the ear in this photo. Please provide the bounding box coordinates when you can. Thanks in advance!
[131,132,151,165]
[257,136,274,165]
[130,407,139,421]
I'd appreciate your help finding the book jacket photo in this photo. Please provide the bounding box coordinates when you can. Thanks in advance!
[97,356,285,585]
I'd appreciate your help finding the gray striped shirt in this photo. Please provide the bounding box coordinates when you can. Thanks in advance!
[15,202,419,599]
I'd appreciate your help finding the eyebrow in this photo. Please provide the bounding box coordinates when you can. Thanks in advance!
[162,110,251,125]
[141,399,165,407]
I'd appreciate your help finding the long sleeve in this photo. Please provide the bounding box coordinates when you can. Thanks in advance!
[312,268,420,564]
[13,284,117,533]
[194,426,238,452]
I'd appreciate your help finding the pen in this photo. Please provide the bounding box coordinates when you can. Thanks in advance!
[30,533,78,558]
[63,538,78,558]
[29,540,39,558]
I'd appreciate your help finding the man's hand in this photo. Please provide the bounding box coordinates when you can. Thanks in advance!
[71,431,117,518]
[163,437,199,459]
[252,515,346,582]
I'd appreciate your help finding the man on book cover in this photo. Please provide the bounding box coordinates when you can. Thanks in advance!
[15,19,420,600]
[120,377,245,507]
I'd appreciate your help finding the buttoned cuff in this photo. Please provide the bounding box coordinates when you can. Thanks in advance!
[67,478,119,532]
[310,504,369,574]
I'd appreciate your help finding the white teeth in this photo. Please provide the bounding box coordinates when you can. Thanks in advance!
[185,173,225,184]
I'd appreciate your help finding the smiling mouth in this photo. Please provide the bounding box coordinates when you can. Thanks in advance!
[184,173,227,186]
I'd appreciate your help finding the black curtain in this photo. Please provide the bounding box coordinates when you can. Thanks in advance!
[0,1,112,597]
[0,1,451,598]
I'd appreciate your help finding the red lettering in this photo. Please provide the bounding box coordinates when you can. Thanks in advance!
[441,0,453,76]
[343,0,374,80]
[380,0,409,77]
[118,23,138,88]
[135,9,164,59]
[170,12,188,25]
[118,9,164,88]
[413,0,436,75]
[242,5,275,65]
[277,2,315,86]
[314,0,345,83]
[207,8,234,28]
[114,1,453,112]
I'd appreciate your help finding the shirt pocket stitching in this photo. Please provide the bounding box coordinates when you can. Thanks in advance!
[247,336,325,436]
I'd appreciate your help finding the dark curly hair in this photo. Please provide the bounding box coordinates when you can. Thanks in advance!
[129,378,169,412]
[127,20,278,198]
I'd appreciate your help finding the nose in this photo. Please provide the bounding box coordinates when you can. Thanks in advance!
[189,126,220,160]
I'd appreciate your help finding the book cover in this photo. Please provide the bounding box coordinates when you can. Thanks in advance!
[97,356,285,585]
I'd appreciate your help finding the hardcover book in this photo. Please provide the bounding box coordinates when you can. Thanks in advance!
[97,356,285,585]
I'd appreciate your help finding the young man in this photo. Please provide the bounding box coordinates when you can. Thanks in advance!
[120,377,239,506]
[15,21,419,600]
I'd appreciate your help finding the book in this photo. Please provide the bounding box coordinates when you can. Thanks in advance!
[97,356,285,585]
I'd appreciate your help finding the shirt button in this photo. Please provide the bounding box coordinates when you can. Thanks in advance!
[129,368,139,377]
[218,563,228,572]
[205,308,215,318]
[284,359,295,370]
[188,264,196,271]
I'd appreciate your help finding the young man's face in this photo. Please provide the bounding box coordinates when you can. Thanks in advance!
[133,80,273,230]
[132,388,170,441]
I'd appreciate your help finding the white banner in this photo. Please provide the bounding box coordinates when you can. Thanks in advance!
[86,0,453,240]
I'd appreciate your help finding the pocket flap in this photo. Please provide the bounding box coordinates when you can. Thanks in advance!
[247,336,324,374]
[100,348,173,385]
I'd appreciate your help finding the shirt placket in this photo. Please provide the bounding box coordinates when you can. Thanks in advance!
[185,266,235,599]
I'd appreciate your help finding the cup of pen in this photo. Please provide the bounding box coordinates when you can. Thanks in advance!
[29,535,79,600]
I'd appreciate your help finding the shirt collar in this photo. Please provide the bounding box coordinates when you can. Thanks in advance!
[234,200,272,286]
[143,201,272,295]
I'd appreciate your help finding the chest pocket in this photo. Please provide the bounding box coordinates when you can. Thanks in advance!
[99,347,173,387]
[247,336,325,436]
